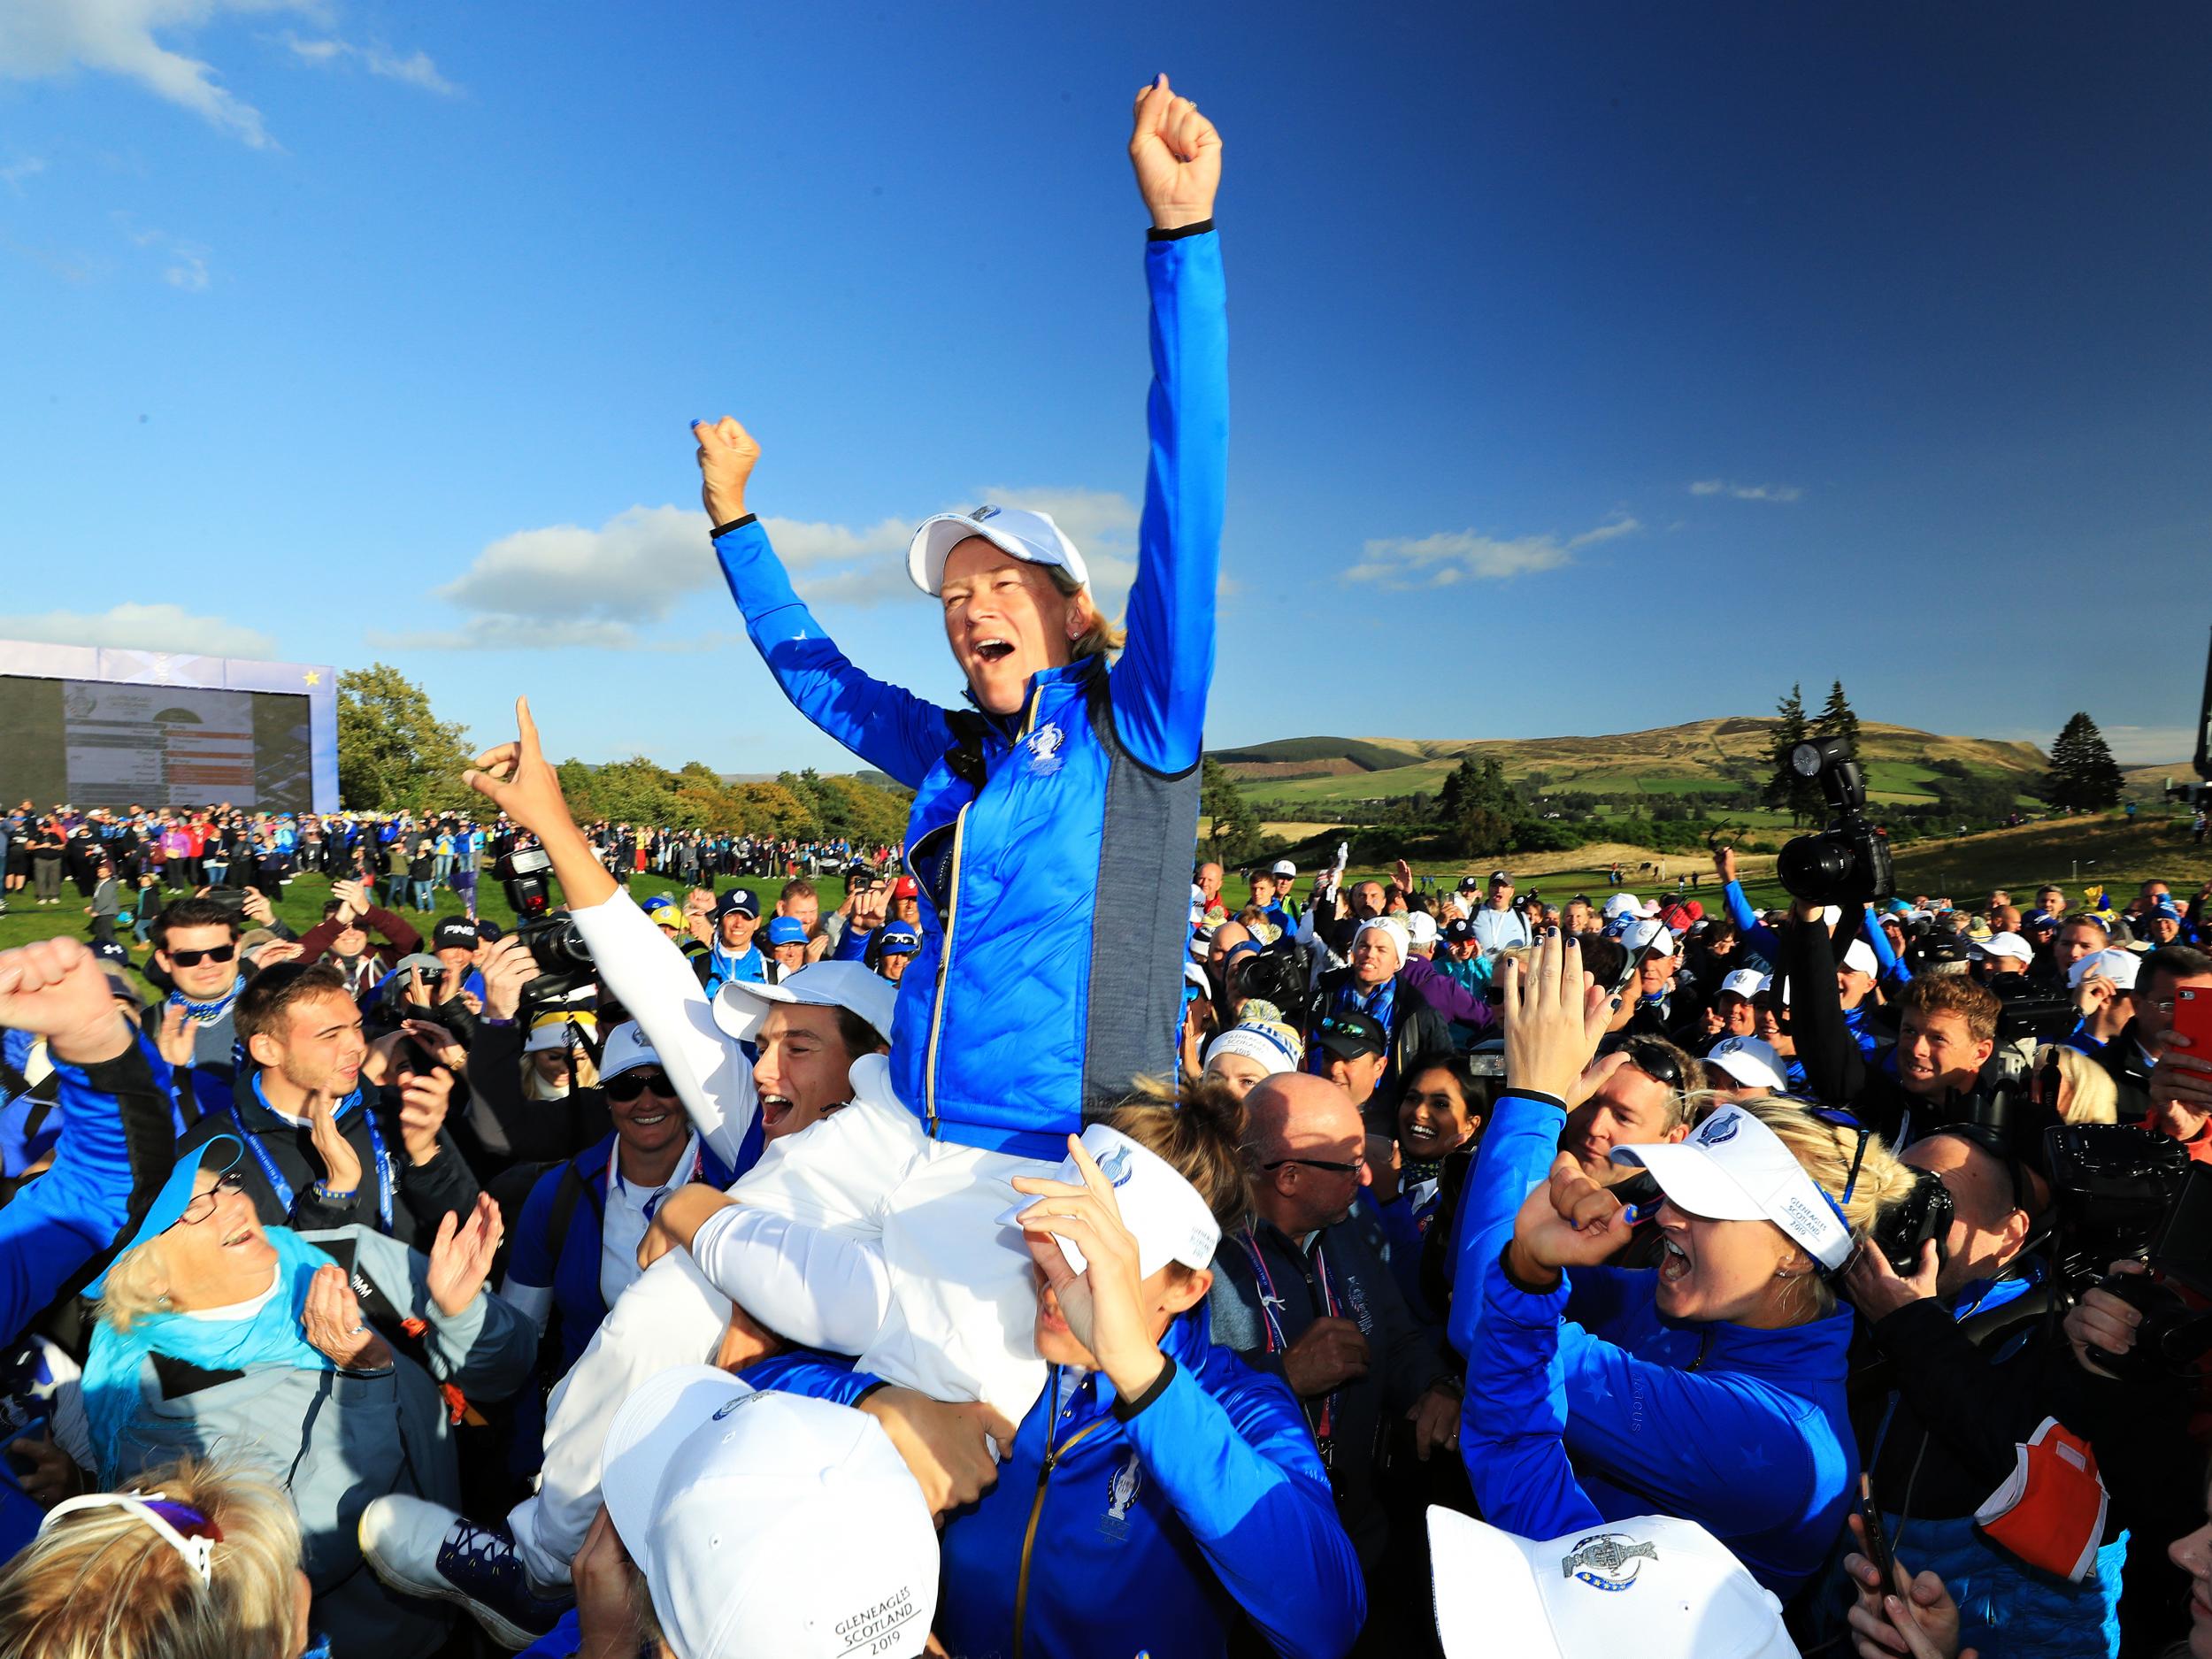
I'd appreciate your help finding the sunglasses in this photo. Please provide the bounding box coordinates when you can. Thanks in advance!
[167,943,237,968]
[174,1171,248,1227]
[606,1069,676,1104]
[41,1492,224,1587]
[1263,1151,1369,1177]
[1624,1040,1685,1091]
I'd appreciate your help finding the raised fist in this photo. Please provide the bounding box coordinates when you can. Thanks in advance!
[1129,74,1221,232]
[690,416,761,527]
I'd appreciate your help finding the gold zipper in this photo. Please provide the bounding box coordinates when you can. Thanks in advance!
[1010,1409,1102,1659]
[922,683,1046,1138]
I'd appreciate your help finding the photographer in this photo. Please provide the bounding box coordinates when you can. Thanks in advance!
[447,938,611,1171]
[2097,945,2212,1146]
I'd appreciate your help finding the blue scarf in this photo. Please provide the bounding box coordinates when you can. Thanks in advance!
[82,1229,339,1485]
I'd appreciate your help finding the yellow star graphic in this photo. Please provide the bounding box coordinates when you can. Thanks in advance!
[303,670,321,686]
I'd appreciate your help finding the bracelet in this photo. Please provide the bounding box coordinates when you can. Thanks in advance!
[314,1183,358,1202]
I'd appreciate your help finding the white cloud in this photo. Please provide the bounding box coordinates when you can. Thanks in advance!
[415,487,1147,650]
[281,33,456,94]
[163,243,210,289]
[0,0,318,147]
[1345,516,1640,589]
[2094,726,2200,766]
[1689,479,1802,503]
[0,602,277,657]
[0,157,46,193]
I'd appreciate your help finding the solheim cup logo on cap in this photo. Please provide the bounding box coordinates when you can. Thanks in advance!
[1095,1145,1134,1188]
[710,1392,762,1423]
[1694,1113,1741,1148]
[970,504,1001,521]
[1561,1532,1659,1592]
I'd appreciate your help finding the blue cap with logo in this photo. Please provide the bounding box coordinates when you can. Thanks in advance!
[764,917,808,947]
[715,887,760,919]
[876,922,922,956]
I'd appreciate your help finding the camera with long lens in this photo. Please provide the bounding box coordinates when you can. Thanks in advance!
[495,843,595,1002]
[1776,738,1895,909]
[2043,1124,2212,1380]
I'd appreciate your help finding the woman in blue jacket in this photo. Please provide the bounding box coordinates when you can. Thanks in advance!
[1454,932,1916,1595]
[687,74,1225,1158]
[737,1094,1366,1659]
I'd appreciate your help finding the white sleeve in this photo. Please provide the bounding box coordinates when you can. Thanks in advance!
[567,889,756,1171]
[687,1203,892,1356]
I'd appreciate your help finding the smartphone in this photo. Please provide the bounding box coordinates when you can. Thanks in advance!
[1855,1472,1896,1593]
[2176,987,2212,1063]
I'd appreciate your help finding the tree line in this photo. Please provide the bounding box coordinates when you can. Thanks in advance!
[335,664,911,842]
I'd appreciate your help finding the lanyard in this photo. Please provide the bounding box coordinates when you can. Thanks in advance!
[1236,1227,1345,1442]
[607,1134,703,1222]
[234,1079,395,1233]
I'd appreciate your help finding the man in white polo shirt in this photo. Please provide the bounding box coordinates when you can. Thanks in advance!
[1471,870,1532,954]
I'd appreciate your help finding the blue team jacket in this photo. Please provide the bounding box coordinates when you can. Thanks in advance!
[1450,1091,1857,1594]
[713,227,1225,1156]
[749,1306,1364,1659]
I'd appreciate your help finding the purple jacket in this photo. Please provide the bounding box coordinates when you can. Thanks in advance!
[1401,955,1494,1032]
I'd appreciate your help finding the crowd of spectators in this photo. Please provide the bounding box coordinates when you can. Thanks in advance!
[4,73,2212,1659]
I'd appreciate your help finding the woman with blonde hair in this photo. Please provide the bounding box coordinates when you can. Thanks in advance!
[0,1456,316,1659]
[1454,931,1918,1594]
[2036,1041,2119,1125]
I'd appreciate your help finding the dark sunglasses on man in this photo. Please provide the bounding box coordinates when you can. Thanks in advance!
[166,943,237,968]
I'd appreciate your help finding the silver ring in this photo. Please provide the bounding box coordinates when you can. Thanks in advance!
[349,1323,365,1334]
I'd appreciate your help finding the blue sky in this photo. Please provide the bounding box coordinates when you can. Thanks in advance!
[3,3,2208,775]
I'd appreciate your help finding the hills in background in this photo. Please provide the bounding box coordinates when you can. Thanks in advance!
[1212,718,2062,818]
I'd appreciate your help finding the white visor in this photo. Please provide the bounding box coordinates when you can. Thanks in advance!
[1609,1104,1854,1271]
[995,1124,1220,1279]
[907,505,1089,596]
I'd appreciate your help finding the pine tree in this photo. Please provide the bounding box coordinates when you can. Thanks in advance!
[1199,757,1263,862]
[2045,712,2127,811]
[1437,755,1522,857]
[1813,680,1862,756]
[1762,684,1823,824]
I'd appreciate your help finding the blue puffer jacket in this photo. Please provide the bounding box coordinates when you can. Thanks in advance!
[746,1305,1364,1659]
[714,227,1225,1156]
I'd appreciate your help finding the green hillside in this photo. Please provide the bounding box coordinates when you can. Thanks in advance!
[1216,717,2054,815]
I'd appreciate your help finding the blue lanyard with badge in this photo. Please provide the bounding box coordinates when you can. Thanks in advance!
[233,1079,395,1233]
[1237,1227,1344,1473]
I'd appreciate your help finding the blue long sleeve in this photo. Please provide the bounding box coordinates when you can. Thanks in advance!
[1458,1249,1606,1539]
[1723,880,1785,965]
[0,1037,173,1346]
[1862,904,1912,986]
[1107,227,1225,775]
[713,518,954,789]
[1124,1351,1366,1659]
[1447,1090,1566,1362]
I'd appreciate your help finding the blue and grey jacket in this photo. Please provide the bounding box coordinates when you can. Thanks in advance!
[1451,1090,1857,1594]
[713,227,1225,1156]
[745,1306,1364,1659]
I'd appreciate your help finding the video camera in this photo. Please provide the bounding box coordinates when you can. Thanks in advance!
[2044,1124,2212,1379]
[495,844,595,1002]
[1776,739,1895,909]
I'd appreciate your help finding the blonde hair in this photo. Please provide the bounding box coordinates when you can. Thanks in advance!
[0,1456,303,1659]
[95,1233,173,1333]
[1048,567,1126,658]
[2038,1044,2118,1125]
[1731,1097,1920,1319]
[524,1043,600,1103]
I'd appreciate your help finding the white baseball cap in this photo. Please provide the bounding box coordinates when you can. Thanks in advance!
[603,1367,937,1659]
[2069,947,2140,990]
[713,960,897,1048]
[1601,893,1642,920]
[1428,1507,1798,1659]
[1270,858,1297,878]
[1354,916,1409,967]
[1611,1103,1853,1271]
[1404,911,1440,954]
[1974,932,2034,965]
[597,1019,659,1080]
[995,1123,1222,1279]
[1839,940,1879,978]
[907,504,1088,596]
[1717,969,1766,1002]
[1620,918,1678,959]
[1704,1036,1787,1093]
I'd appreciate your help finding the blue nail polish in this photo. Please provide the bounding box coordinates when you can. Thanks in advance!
[1623,1202,1652,1225]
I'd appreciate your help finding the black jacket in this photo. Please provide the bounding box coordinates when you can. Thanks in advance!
[176,1069,480,1252]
